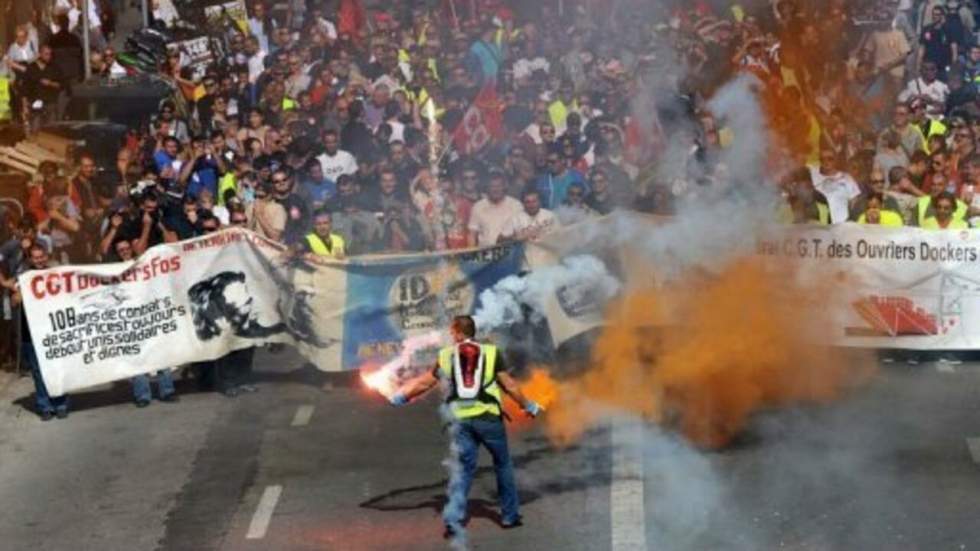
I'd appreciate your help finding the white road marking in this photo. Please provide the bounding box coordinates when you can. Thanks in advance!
[611,422,647,551]
[966,438,980,464]
[246,485,282,540]
[936,364,956,374]
[290,405,315,427]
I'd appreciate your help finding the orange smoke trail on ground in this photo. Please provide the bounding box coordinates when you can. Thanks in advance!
[539,257,876,449]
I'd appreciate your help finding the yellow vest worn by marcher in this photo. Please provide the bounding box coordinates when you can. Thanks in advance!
[217,173,237,206]
[921,119,948,153]
[438,342,502,420]
[920,217,969,230]
[0,77,10,121]
[916,195,967,226]
[776,201,830,225]
[857,210,905,227]
[305,232,346,258]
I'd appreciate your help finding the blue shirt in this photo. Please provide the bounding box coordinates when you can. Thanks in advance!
[301,178,336,207]
[535,168,587,209]
[153,150,176,174]
[469,40,502,82]
[186,157,220,199]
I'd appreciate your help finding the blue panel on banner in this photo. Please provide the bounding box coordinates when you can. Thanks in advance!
[342,244,524,369]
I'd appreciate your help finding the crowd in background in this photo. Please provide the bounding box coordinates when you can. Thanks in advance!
[2,0,980,410]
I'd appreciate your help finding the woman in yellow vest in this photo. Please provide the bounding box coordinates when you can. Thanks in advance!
[301,209,346,259]
[921,192,970,230]
[389,315,542,537]
[857,193,904,227]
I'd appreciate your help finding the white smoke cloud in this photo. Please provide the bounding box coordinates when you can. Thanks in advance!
[473,255,621,335]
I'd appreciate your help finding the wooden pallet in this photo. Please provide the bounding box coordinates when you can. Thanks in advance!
[30,131,74,159]
[0,137,70,175]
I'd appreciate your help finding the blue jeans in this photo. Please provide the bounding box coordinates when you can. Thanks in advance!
[443,416,520,527]
[23,342,68,415]
[131,370,175,402]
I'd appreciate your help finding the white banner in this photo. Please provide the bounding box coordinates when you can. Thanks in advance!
[19,229,346,397]
[756,224,980,349]
[24,221,979,397]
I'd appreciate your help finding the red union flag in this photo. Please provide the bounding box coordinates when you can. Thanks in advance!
[453,85,503,155]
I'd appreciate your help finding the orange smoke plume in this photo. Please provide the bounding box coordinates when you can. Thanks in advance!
[503,368,560,430]
[541,257,875,449]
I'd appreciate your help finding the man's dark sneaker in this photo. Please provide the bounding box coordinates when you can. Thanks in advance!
[443,524,459,539]
[55,409,68,419]
[160,394,179,403]
[135,399,151,408]
[501,516,524,529]
[39,410,54,421]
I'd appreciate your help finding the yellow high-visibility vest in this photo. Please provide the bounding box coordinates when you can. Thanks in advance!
[217,173,237,206]
[857,210,904,227]
[917,195,967,226]
[776,201,830,225]
[920,217,969,230]
[0,77,10,121]
[305,232,345,258]
[438,343,502,420]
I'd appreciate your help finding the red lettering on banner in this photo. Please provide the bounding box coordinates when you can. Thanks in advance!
[30,275,45,299]
[46,274,61,297]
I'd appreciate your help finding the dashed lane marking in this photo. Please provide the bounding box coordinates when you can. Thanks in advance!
[611,422,647,551]
[246,485,282,540]
[290,405,315,427]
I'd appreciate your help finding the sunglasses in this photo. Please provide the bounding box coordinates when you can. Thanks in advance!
[273,178,288,183]
[870,179,885,184]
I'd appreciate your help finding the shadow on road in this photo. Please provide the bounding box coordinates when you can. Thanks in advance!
[359,441,613,526]
[10,356,355,416]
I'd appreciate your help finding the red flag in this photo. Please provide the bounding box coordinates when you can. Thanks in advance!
[453,85,503,155]
[338,0,366,37]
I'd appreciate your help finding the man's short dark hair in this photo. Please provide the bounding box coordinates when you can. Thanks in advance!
[910,150,930,165]
[521,188,540,201]
[28,242,48,258]
[452,315,477,338]
[312,208,331,220]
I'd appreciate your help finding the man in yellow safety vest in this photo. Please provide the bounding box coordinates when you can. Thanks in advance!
[390,315,542,538]
[300,209,346,260]
[921,191,969,229]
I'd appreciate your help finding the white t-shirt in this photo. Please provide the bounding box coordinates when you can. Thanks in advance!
[499,208,558,241]
[316,150,359,181]
[247,51,267,84]
[468,196,524,245]
[809,167,861,224]
[386,119,405,143]
[897,78,949,119]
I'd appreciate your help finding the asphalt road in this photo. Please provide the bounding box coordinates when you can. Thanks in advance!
[1,349,979,551]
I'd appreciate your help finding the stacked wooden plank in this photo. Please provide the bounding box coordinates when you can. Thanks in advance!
[0,131,72,175]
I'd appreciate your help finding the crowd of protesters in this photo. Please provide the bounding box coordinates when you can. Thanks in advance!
[4,0,980,416]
